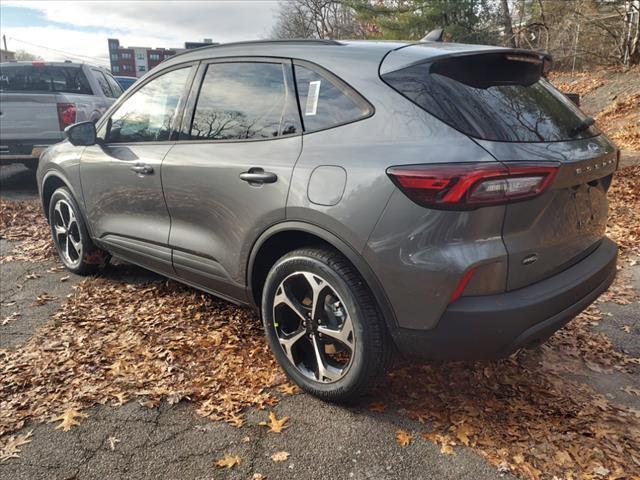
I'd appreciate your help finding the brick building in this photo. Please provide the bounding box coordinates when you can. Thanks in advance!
[108,38,215,77]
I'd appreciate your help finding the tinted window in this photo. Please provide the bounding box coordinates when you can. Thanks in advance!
[0,65,92,94]
[104,73,123,98]
[107,67,191,143]
[92,69,112,97]
[293,64,372,132]
[190,62,299,140]
[382,58,598,142]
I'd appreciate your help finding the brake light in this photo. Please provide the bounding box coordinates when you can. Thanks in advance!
[56,103,77,130]
[387,162,558,210]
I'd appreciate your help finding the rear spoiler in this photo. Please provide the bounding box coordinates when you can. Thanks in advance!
[380,45,553,79]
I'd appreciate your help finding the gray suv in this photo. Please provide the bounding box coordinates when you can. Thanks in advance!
[37,40,618,401]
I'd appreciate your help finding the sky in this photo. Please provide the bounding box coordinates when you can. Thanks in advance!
[0,1,281,67]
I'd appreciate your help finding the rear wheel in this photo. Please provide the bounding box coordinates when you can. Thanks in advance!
[48,187,108,275]
[262,247,392,402]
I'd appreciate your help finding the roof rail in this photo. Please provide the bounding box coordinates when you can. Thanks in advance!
[169,38,343,60]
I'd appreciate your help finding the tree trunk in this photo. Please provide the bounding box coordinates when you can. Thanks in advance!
[501,0,517,48]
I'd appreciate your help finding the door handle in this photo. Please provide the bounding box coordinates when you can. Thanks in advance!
[130,163,154,175]
[239,168,277,185]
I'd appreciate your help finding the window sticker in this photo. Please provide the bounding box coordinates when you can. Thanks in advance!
[305,80,321,116]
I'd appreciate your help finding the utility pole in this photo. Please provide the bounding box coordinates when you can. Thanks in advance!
[2,34,7,51]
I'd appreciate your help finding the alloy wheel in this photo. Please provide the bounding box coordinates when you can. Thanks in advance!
[272,271,355,383]
[52,199,83,268]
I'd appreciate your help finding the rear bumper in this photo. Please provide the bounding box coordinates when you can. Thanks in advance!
[392,237,617,360]
[0,139,60,164]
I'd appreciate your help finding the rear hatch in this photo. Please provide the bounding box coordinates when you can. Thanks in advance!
[0,63,90,141]
[381,46,617,291]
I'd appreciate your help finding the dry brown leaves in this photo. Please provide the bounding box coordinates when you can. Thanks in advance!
[0,198,56,262]
[0,278,282,438]
[607,165,640,260]
[549,75,605,96]
[596,93,640,151]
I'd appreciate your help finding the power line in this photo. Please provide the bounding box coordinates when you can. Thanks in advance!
[7,36,110,66]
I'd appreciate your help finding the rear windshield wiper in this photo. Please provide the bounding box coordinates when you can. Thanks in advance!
[570,117,595,137]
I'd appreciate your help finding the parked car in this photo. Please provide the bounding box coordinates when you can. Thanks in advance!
[114,75,137,91]
[0,61,122,169]
[37,40,618,401]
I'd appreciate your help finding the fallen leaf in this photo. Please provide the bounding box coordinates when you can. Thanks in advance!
[395,429,412,447]
[271,451,290,462]
[48,408,88,432]
[252,474,266,480]
[259,411,289,433]
[108,436,120,451]
[0,430,33,463]
[440,444,455,455]
[622,385,640,396]
[215,453,240,469]
[277,383,299,394]
[453,422,474,446]
[369,401,387,413]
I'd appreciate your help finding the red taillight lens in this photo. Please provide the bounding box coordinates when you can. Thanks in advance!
[387,162,558,210]
[56,103,77,130]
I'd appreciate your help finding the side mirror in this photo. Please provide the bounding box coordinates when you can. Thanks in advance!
[64,121,97,146]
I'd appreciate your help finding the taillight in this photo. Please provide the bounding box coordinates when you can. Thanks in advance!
[387,162,558,210]
[56,103,77,130]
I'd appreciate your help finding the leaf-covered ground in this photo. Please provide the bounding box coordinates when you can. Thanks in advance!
[1,167,639,478]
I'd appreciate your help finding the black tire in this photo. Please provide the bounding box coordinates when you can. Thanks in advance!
[261,247,393,402]
[48,187,108,275]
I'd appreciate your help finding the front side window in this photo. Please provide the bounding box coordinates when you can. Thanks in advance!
[104,73,123,98]
[293,64,372,133]
[92,69,112,97]
[106,67,191,143]
[190,62,300,141]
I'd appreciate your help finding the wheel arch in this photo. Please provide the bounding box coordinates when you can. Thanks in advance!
[41,172,88,231]
[247,221,397,331]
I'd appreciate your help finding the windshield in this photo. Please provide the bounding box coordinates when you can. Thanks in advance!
[0,64,92,95]
[382,55,599,142]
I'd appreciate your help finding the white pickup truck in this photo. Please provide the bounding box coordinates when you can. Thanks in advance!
[0,61,123,169]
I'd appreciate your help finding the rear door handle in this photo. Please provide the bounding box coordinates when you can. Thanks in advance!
[130,163,154,175]
[239,168,277,185]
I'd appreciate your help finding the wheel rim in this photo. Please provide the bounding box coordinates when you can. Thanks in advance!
[52,199,83,268]
[272,271,355,383]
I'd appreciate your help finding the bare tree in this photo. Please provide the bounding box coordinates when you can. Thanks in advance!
[271,0,365,39]
[500,0,517,47]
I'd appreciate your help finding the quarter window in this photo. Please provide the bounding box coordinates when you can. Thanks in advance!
[293,64,372,132]
[106,67,191,143]
[190,62,300,141]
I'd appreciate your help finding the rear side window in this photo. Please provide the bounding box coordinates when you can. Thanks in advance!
[0,65,92,94]
[382,54,598,142]
[293,64,372,132]
[106,67,191,143]
[190,62,300,140]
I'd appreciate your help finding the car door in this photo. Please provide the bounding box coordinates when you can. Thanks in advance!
[80,64,196,275]
[161,59,302,301]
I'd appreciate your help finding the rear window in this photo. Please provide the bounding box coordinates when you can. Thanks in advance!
[382,54,598,142]
[0,64,92,95]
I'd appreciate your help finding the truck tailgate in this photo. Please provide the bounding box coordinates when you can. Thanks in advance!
[0,92,62,141]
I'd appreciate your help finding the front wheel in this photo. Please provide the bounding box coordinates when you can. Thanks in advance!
[261,247,392,402]
[48,187,108,275]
